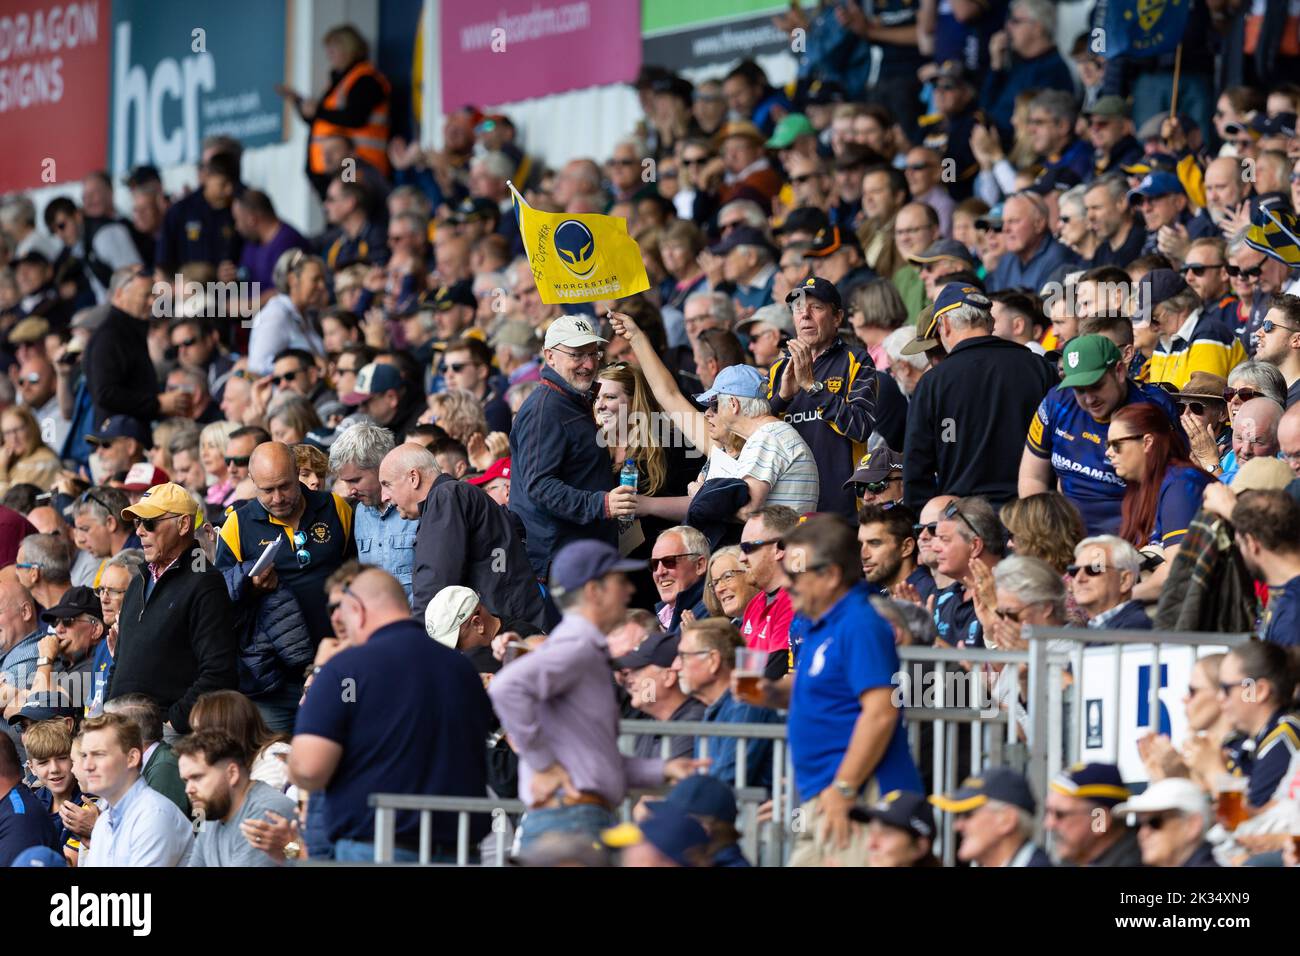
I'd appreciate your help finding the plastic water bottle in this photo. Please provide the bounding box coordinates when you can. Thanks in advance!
[618,458,638,532]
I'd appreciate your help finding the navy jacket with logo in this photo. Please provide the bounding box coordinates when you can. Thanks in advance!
[215,485,355,642]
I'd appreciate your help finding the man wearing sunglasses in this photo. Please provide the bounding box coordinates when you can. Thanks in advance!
[28,586,105,706]
[1181,237,1237,331]
[649,527,710,636]
[1142,268,1246,390]
[1069,535,1151,631]
[1253,295,1300,409]
[270,349,335,414]
[168,317,234,403]
[510,316,633,577]
[440,337,512,435]
[108,483,236,736]
[1111,778,1215,867]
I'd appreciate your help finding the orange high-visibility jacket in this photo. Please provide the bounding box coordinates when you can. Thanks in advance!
[309,61,391,176]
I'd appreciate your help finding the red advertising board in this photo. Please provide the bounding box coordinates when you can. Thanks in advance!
[0,1,112,194]
[440,0,641,111]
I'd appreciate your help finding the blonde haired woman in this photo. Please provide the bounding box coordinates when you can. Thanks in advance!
[0,405,59,493]
[201,420,242,510]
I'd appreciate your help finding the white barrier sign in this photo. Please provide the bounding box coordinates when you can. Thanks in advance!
[1077,643,1228,782]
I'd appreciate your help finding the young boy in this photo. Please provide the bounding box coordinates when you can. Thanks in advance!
[26,721,96,866]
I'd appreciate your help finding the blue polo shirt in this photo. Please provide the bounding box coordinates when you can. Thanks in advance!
[0,782,60,866]
[1264,576,1300,646]
[216,484,355,641]
[295,619,494,846]
[788,582,922,802]
[1151,465,1214,548]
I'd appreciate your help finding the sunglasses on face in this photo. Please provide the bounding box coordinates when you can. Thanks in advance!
[444,362,478,374]
[1065,563,1107,578]
[1181,263,1224,276]
[739,538,780,556]
[1136,813,1175,831]
[133,513,182,533]
[225,455,250,467]
[173,337,198,349]
[1105,434,1146,453]
[789,173,819,185]
[610,158,639,167]
[1225,264,1263,278]
[1177,400,1219,416]
[856,478,900,495]
[681,157,708,167]
[912,522,938,537]
[1261,319,1300,335]
[650,552,698,571]
[272,371,300,386]
[1223,387,1261,402]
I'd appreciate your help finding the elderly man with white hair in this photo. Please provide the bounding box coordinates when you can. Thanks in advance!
[1112,778,1217,867]
[330,422,417,606]
[1069,535,1151,630]
[1222,396,1284,484]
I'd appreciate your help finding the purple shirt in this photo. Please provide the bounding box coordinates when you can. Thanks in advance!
[488,611,664,807]
[239,222,309,290]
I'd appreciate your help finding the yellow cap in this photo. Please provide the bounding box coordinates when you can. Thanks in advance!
[121,482,199,522]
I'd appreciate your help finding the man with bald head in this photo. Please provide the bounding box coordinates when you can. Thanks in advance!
[1279,404,1300,479]
[290,567,494,862]
[0,576,42,707]
[379,443,545,631]
[216,441,356,643]
[1226,397,1284,482]
[986,192,1078,293]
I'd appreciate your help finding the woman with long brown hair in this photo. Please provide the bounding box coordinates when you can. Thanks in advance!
[189,690,292,792]
[1104,403,1214,602]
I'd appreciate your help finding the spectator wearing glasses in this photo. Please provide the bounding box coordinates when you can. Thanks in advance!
[440,337,512,435]
[107,483,237,735]
[1253,294,1300,409]
[84,551,144,717]
[738,505,801,680]
[510,316,632,576]
[1181,237,1237,329]
[902,147,954,237]
[778,515,922,866]
[1172,373,1232,478]
[648,526,710,635]
[612,630,705,761]
[1044,762,1141,867]
[981,0,1071,140]
[19,586,105,713]
[1068,535,1151,631]
[931,766,1052,867]
[221,426,267,501]
[14,532,72,613]
[701,546,757,625]
[270,348,336,416]
[1104,403,1215,602]
[1112,778,1216,867]
[216,442,356,647]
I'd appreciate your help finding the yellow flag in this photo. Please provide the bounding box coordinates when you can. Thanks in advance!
[509,182,650,304]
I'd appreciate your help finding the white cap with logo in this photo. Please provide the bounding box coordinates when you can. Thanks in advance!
[544,315,608,350]
[424,585,481,648]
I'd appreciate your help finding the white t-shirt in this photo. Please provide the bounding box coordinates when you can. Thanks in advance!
[736,420,819,514]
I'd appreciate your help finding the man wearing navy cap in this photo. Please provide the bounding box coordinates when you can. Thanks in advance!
[1129,172,1191,257]
[612,631,705,760]
[1044,762,1141,867]
[647,774,749,867]
[768,275,880,517]
[490,540,703,852]
[85,415,150,483]
[930,766,1052,867]
[903,283,1055,511]
[851,789,938,867]
[709,226,778,311]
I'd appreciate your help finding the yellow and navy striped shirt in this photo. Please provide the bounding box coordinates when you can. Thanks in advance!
[1148,309,1247,390]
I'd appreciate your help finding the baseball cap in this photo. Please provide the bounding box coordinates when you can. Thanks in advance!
[930,766,1037,815]
[1231,456,1296,492]
[424,279,478,311]
[656,774,738,823]
[909,238,977,268]
[1028,166,1083,195]
[8,252,50,272]
[10,846,67,867]
[1112,777,1210,818]
[491,320,537,350]
[975,204,1004,231]
[86,415,151,447]
[549,540,645,598]
[1056,334,1123,390]
[1049,763,1131,808]
[1137,112,1195,141]
[424,585,480,648]
[804,80,847,106]
[693,364,769,404]
[342,362,404,405]
[449,197,499,225]
[1121,152,1178,176]
[900,305,940,356]
[611,630,680,670]
[1256,111,1298,138]
[804,224,861,259]
[1136,267,1190,315]
[1085,95,1127,118]
[543,314,608,350]
[468,456,510,487]
[709,225,776,257]
[9,315,51,346]
[736,303,795,337]
[6,690,79,727]
[844,447,903,488]
[933,282,990,322]
[933,59,977,88]
[40,585,104,626]
[850,789,936,839]
[766,113,816,149]
[1127,171,1184,205]
[605,806,711,866]
[122,462,170,492]
[120,482,200,522]
[774,206,830,237]
[785,275,843,311]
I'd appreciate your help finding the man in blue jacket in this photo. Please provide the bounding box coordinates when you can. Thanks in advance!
[509,316,636,577]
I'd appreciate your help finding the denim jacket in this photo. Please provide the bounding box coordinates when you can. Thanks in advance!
[354,503,418,608]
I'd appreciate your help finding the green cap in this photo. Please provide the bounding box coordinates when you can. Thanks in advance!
[1057,334,1122,390]
[1085,95,1127,118]
[766,113,816,149]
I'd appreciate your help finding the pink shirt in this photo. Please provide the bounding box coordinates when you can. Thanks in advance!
[740,588,793,654]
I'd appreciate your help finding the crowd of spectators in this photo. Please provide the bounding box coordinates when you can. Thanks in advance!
[3,3,1300,867]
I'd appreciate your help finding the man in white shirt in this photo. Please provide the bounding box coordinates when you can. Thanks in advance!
[80,713,193,867]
